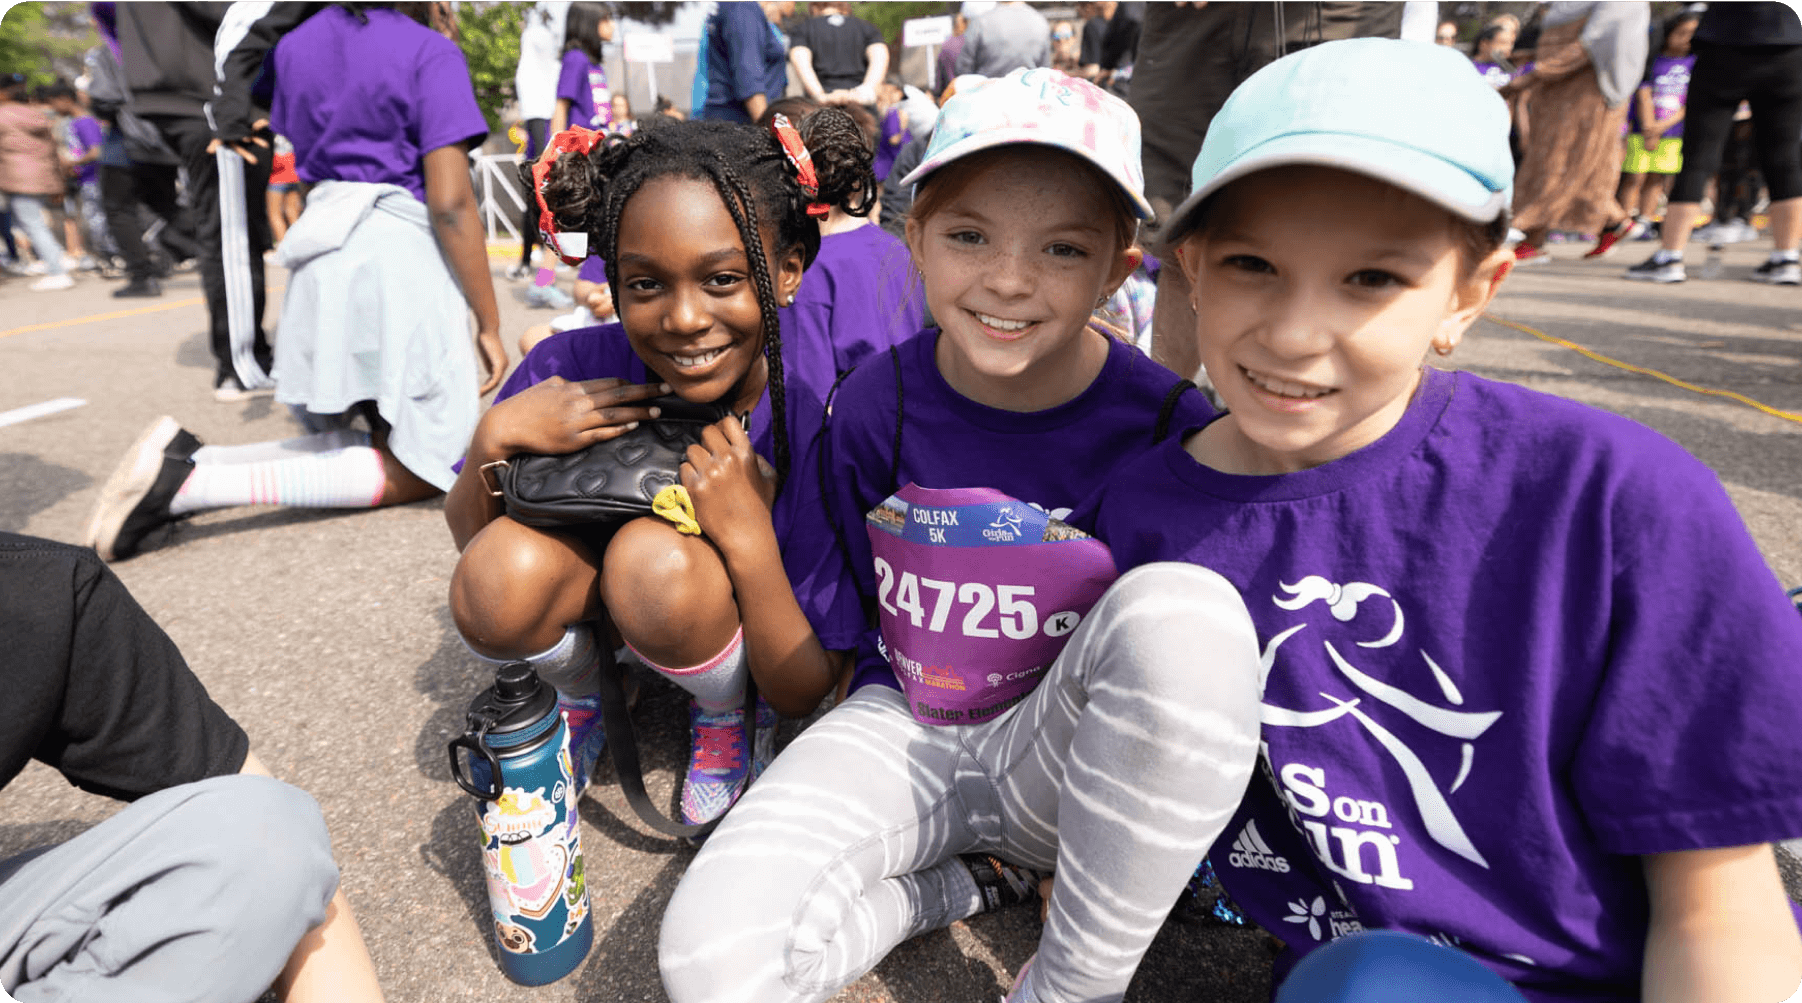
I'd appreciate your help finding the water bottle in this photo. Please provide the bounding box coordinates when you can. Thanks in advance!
[448,662,594,985]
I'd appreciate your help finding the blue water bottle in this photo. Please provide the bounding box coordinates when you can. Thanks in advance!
[448,662,594,985]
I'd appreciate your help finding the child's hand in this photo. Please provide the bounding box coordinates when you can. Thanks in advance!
[475,329,508,397]
[481,376,668,459]
[680,415,778,559]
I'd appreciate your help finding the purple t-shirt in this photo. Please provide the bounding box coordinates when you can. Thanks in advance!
[1630,54,1696,139]
[777,224,925,401]
[494,323,862,652]
[1471,61,1516,89]
[68,116,102,186]
[1082,368,1802,1002]
[828,328,1213,691]
[556,51,613,130]
[577,255,608,283]
[270,6,488,203]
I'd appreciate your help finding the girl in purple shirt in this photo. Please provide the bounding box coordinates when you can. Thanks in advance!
[552,2,615,135]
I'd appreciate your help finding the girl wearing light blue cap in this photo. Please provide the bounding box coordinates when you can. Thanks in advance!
[1084,37,1802,1003]
[659,68,1265,1003]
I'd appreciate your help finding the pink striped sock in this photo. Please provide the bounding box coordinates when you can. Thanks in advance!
[169,445,386,515]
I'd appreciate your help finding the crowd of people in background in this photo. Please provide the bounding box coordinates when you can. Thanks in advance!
[6,3,1802,1003]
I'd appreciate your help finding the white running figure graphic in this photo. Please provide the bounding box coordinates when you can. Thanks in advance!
[1263,575,1503,868]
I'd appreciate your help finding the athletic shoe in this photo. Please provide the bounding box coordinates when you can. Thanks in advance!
[523,283,575,309]
[112,277,163,298]
[1748,258,1801,286]
[29,273,74,291]
[213,374,274,402]
[1583,221,1637,259]
[1001,954,1040,1003]
[1624,255,1685,283]
[1512,244,1550,265]
[504,263,533,281]
[15,260,48,276]
[960,853,1046,914]
[75,255,99,272]
[559,690,607,792]
[1632,218,1661,241]
[678,696,777,826]
[1169,857,1251,927]
[84,416,202,561]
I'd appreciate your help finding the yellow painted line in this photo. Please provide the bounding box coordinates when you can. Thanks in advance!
[1484,312,1802,426]
[0,283,289,341]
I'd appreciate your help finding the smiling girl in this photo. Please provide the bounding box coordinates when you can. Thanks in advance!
[444,111,871,827]
[1087,39,1802,1002]
[658,69,1264,1003]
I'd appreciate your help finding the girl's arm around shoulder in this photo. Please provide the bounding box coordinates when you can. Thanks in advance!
[1642,844,1802,1003]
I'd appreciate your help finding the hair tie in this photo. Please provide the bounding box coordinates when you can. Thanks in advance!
[770,113,831,219]
[532,125,605,264]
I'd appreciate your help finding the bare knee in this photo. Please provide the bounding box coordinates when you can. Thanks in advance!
[451,517,598,656]
[600,517,738,666]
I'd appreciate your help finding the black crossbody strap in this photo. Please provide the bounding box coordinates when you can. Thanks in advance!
[1154,378,1199,444]
[594,638,760,841]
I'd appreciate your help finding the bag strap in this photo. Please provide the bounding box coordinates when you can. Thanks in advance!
[1153,378,1199,444]
[593,636,761,841]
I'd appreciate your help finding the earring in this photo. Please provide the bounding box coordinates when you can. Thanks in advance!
[783,294,795,306]
[1432,342,1454,357]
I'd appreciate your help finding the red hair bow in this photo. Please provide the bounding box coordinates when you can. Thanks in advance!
[770,113,831,219]
[532,125,605,265]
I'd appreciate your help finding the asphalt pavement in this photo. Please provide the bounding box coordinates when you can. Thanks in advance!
[0,237,1797,1002]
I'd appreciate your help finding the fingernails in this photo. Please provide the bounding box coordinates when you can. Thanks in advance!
[647,407,661,418]
[659,383,671,393]
[624,421,639,430]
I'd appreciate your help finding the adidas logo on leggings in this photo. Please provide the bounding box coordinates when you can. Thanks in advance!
[1227,819,1292,873]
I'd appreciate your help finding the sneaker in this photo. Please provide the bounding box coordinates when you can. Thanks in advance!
[1583,221,1635,259]
[558,690,607,792]
[1625,254,1685,283]
[1633,218,1661,241]
[29,272,74,291]
[1749,258,1801,286]
[213,374,274,402]
[1512,244,1550,265]
[1001,954,1040,1003]
[75,255,99,272]
[523,283,575,310]
[83,416,202,561]
[17,260,48,276]
[504,262,533,281]
[1169,857,1250,927]
[112,276,163,298]
[1726,218,1761,244]
[960,853,1046,914]
[678,697,777,826]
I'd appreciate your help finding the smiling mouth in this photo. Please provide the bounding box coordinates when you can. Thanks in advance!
[669,347,727,370]
[971,311,1037,338]
[1242,366,1336,400]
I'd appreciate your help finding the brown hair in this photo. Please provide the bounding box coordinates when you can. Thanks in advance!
[908,146,1138,252]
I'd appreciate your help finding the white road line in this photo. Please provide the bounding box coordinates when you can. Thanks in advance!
[0,397,87,429]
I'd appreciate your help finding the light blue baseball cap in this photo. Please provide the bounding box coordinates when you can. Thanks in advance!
[1163,38,1515,241]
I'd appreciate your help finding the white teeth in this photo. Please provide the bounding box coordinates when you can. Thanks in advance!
[1244,367,1333,399]
[672,348,725,367]
[976,312,1031,332]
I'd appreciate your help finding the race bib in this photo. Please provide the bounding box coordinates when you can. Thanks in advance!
[866,484,1117,727]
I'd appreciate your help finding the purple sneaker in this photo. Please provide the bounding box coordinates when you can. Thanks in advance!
[678,697,777,826]
[558,690,606,792]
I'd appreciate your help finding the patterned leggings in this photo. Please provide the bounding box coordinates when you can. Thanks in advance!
[660,563,1264,1003]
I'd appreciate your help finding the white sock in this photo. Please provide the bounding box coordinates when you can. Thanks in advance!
[191,429,368,466]
[1653,248,1684,264]
[461,624,600,697]
[169,445,386,515]
[1773,249,1800,263]
[627,629,746,713]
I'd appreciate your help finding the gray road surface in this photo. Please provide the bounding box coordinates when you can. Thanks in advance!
[0,238,1797,1002]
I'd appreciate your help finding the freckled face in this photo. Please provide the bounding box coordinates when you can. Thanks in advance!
[613,175,802,411]
[905,149,1138,411]
[1180,166,1489,474]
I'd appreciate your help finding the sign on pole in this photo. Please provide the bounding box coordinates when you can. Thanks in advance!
[902,15,953,48]
[623,33,674,63]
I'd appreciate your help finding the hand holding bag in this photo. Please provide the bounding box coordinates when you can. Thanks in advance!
[481,395,732,528]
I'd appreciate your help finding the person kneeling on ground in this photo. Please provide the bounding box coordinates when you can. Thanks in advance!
[0,532,385,1003]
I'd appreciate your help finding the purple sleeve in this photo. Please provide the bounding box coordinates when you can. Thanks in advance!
[73,117,103,152]
[493,324,640,404]
[772,393,865,652]
[577,255,608,283]
[413,37,489,155]
[1572,443,1802,855]
[555,49,587,105]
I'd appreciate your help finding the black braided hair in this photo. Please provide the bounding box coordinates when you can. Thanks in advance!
[532,109,875,492]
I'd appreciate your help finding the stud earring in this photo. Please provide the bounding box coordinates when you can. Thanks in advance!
[1432,342,1454,357]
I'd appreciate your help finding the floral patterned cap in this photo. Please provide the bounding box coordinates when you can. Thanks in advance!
[898,67,1152,220]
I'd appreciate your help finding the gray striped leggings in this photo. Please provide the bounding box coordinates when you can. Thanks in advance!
[659,563,1264,1003]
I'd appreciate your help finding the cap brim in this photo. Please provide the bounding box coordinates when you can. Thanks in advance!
[899,128,1155,220]
[1163,132,1510,242]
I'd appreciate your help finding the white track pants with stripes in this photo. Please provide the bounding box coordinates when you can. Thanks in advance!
[660,563,1264,1003]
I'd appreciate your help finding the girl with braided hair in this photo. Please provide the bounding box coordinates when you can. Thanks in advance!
[444,110,871,826]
